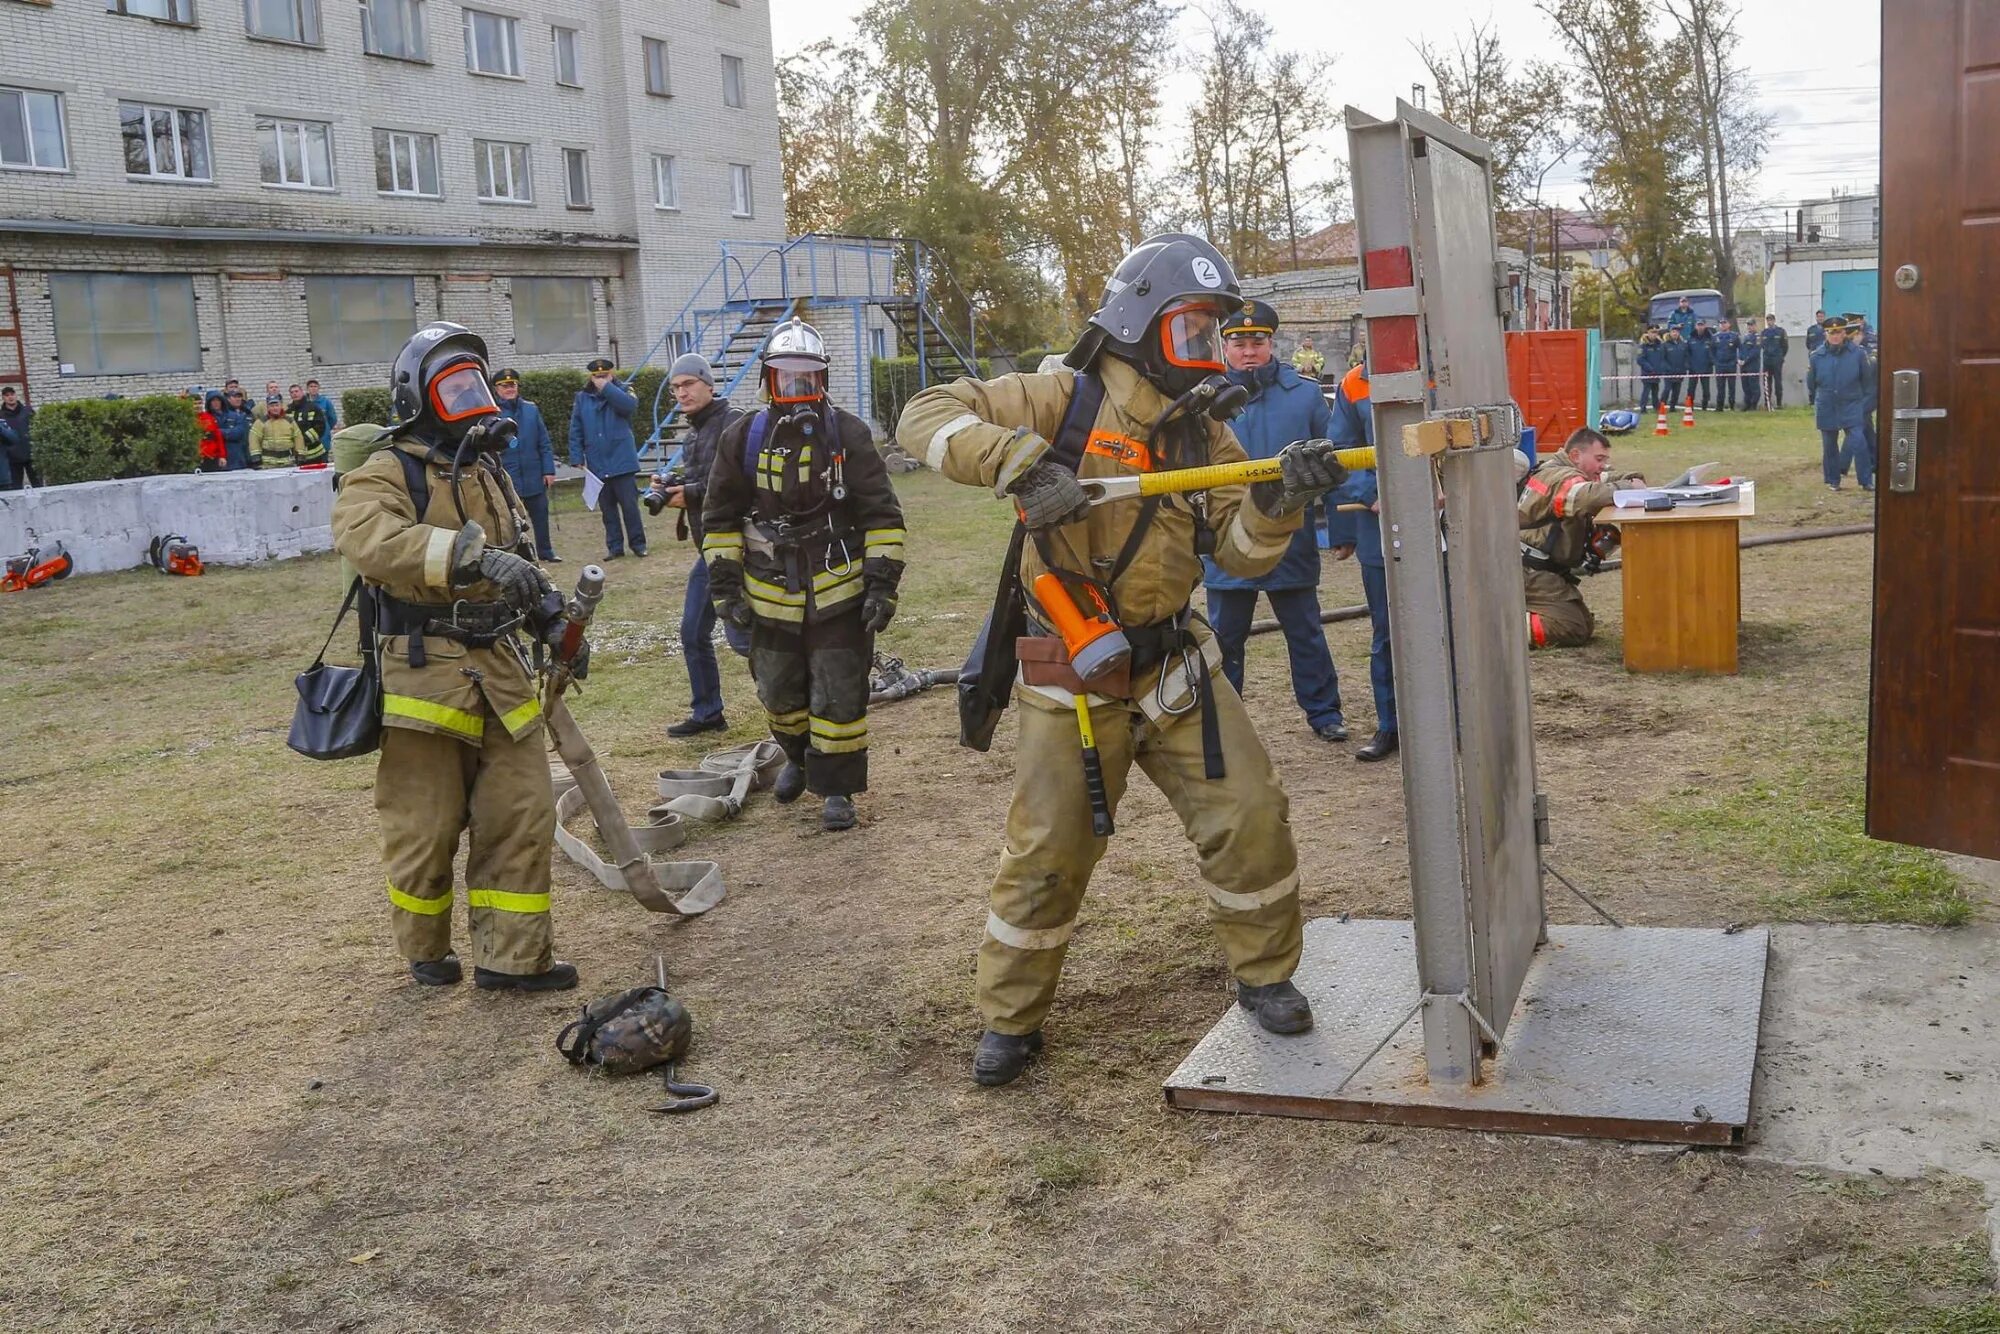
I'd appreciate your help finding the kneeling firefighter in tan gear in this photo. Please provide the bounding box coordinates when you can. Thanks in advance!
[331,321,583,992]
[1519,426,1645,649]
[896,233,1349,1087]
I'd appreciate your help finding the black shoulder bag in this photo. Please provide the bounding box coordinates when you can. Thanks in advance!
[287,576,382,761]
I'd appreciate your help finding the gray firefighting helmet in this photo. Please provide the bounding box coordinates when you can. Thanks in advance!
[384,321,501,447]
[762,317,829,403]
[1065,233,1245,395]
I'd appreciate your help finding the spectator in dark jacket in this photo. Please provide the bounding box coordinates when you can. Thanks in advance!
[287,383,329,460]
[1759,317,1789,408]
[216,387,255,469]
[306,379,338,439]
[0,386,31,488]
[1808,318,1876,489]
[1713,321,1740,410]
[569,356,647,559]
[1804,310,1827,404]
[198,391,228,472]
[1660,329,1689,410]
[1636,330,1663,411]
[648,353,750,734]
[493,368,560,562]
[1667,297,1698,341]
[1688,322,1715,410]
[1737,318,1764,410]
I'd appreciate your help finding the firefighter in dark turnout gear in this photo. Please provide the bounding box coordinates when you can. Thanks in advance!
[701,318,906,832]
[897,233,1346,1088]
[1519,427,1645,649]
[330,321,579,992]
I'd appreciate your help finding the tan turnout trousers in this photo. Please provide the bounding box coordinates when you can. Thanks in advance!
[980,678,1304,1035]
[374,709,556,975]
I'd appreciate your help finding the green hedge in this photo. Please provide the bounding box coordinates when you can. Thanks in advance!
[871,356,992,438]
[345,369,679,459]
[33,396,200,485]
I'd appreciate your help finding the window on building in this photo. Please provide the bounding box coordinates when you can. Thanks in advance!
[474,139,530,202]
[49,272,200,376]
[513,278,594,355]
[0,88,68,172]
[246,0,323,45]
[305,276,416,365]
[257,118,334,190]
[373,128,440,197]
[462,7,520,76]
[107,0,196,24]
[651,153,678,209]
[642,38,671,96]
[552,25,581,86]
[561,148,589,208]
[728,162,753,218]
[721,54,745,108]
[120,102,212,182]
[361,0,426,60]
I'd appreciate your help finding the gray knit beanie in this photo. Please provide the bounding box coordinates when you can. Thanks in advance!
[669,352,717,389]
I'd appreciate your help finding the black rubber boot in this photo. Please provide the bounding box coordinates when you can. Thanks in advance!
[773,762,806,804]
[821,795,857,831]
[474,960,580,993]
[409,953,462,986]
[1237,978,1314,1035]
[1356,730,1399,763]
[972,1029,1044,1087]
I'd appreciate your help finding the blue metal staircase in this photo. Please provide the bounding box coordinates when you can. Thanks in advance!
[630,233,998,462]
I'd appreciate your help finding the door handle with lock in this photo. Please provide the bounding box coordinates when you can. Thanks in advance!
[1888,370,1944,494]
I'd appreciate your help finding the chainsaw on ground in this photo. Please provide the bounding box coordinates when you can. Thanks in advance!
[148,533,204,577]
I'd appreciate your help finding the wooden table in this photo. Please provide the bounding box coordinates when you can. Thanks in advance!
[1598,482,1755,674]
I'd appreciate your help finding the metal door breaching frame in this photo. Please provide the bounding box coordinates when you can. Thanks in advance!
[1164,103,1769,1144]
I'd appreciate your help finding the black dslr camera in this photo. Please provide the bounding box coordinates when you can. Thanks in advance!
[643,461,687,516]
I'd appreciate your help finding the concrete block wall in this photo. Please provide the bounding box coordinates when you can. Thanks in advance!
[0,468,335,574]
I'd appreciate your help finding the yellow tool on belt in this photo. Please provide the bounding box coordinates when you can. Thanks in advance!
[1079,447,1378,506]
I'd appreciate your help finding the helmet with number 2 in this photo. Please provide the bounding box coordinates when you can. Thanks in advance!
[762,317,829,404]
[1064,233,1244,398]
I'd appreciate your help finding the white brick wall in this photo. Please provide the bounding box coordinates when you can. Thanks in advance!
[0,0,785,400]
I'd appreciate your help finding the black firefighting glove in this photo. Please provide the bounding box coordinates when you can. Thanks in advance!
[1007,457,1090,531]
[708,558,754,631]
[1252,440,1350,518]
[448,520,554,611]
[860,556,902,634]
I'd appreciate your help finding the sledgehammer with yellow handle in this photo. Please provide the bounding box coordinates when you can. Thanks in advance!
[1079,446,1377,506]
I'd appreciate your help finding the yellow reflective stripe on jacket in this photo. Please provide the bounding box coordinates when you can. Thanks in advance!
[702,531,745,558]
[387,880,452,916]
[467,888,552,915]
[863,527,906,559]
[383,693,485,740]
[745,574,806,605]
[499,696,543,734]
[766,706,809,735]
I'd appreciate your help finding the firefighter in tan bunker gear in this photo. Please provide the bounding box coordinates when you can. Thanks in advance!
[897,234,1348,1087]
[1519,427,1646,649]
[330,321,580,992]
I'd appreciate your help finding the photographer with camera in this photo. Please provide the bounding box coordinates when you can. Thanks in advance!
[647,354,749,736]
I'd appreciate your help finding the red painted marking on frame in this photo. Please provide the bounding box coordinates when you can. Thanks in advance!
[1363,247,1415,289]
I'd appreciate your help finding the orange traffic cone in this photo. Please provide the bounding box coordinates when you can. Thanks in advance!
[1654,403,1670,436]
[1681,394,1696,428]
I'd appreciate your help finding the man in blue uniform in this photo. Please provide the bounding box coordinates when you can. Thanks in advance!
[1660,329,1688,412]
[1323,361,1395,761]
[1807,316,1876,490]
[1635,330,1662,411]
[1759,317,1789,409]
[1713,320,1741,410]
[1687,321,1715,410]
[1737,317,1763,410]
[1667,296,1698,342]
[570,356,648,560]
[1202,299,1347,742]
[494,369,561,562]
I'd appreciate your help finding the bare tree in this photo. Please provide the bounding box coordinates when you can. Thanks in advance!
[1414,19,1576,232]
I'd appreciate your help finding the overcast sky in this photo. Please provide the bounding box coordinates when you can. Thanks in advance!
[764,0,1881,235]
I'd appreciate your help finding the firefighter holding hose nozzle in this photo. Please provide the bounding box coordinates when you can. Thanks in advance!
[330,322,582,993]
[896,234,1346,1088]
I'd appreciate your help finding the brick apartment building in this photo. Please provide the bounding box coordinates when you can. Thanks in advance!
[0,0,786,407]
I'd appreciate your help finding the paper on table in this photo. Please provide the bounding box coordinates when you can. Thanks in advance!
[582,468,603,512]
[1613,482,1742,509]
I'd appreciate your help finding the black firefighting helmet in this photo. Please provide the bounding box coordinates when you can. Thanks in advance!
[1221,299,1280,338]
[385,321,502,448]
[1065,233,1244,397]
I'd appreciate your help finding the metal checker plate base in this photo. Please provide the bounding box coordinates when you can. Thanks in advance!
[1164,918,1769,1145]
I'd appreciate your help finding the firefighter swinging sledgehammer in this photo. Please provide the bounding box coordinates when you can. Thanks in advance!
[896,234,1348,1087]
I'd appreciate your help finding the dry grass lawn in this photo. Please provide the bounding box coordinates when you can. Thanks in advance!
[2,406,1995,1333]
